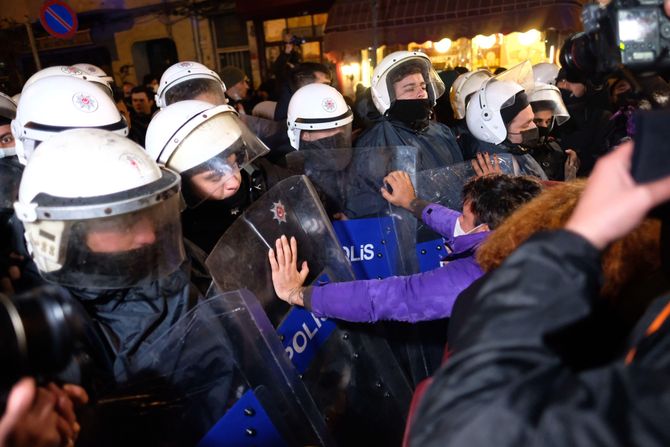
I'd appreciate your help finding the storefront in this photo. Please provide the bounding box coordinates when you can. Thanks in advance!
[324,0,587,97]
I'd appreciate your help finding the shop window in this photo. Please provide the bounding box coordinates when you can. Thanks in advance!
[301,41,321,63]
[132,38,177,84]
[264,19,286,43]
[213,13,248,48]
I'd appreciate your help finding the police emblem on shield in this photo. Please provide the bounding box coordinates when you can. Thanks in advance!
[62,66,83,75]
[72,93,98,112]
[322,97,337,113]
[271,201,287,224]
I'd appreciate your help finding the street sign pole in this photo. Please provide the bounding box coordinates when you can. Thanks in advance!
[25,21,42,71]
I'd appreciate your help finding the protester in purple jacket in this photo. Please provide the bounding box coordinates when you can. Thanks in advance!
[268,170,542,323]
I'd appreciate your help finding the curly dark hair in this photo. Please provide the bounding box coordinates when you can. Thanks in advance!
[462,174,543,230]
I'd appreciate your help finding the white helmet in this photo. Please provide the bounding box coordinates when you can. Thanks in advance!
[155,61,227,109]
[466,79,525,144]
[13,128,184,289]
[370,51,445,114]
[145,100,269,206]
[12,76,128,165]
[450,69,492,120]
[287,83,353,150]
[495,60,535,93]
[532,63,560,85]
[23,65,113,98]
[0,92,17,158]
[72,63,115,85]
[528,82,570,126]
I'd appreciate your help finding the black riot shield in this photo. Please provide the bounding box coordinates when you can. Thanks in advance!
[85,288,333,447]
[285,146,419,279]
[206,175,413,446]
[416,153,520,272]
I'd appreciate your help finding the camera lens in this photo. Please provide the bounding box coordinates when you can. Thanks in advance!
[560,33,598,80]
[0,287,83,384]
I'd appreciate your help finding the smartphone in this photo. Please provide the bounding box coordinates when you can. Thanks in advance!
[631,110,670,183]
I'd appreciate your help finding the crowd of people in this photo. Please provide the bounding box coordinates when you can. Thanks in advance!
[1,30,670,446]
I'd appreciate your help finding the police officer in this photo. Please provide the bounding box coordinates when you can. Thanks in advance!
[449,69,492,159]
[0,92,22,291]
[13,128,231,445]
[157,60,283,147]
[12,75,128,165]
[145,100,284,252]
[356,51,463,170]
[464,77,547,178]
[527,82,579,180]
[286,83,353,151]
[155,61,227,108]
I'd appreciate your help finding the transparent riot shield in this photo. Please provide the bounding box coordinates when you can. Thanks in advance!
[285,146,419,279]
[286,146,444,387]
[86,288,333,447]
[416,153,520,272]
[206,175,413,446]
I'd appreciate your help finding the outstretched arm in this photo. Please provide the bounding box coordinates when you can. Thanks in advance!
[268,235,310,306]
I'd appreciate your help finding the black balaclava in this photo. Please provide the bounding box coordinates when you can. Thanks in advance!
[385,99,432,131]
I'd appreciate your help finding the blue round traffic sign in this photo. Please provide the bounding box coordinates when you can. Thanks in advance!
[39,0,78,40]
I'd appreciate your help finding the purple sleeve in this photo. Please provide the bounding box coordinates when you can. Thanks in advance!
[421,204,461,245]
[309,259,484,323]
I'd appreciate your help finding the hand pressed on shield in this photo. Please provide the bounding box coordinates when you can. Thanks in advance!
[268,235,309,306]
[380,170,417,209]
[471,152,502,177]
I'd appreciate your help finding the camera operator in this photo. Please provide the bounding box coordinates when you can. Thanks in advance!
[553,68,611,176]
[271,32,302,96]
[0,378,88,447]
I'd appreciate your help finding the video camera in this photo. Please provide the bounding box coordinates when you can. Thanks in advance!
[0,286,91,388]
[560,0,670,80]
[288,35,306,46]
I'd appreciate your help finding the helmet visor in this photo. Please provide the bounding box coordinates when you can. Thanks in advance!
[177,113,269,207]
[386,57,446,106]
[165,78,227,107]
[24,193,185,289]
[0,159,21,212]
[529,84,570,125]
[298,123,352,150]
[495,60,535,93]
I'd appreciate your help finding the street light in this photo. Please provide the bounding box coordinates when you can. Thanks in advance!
[518,29,541,46]
[435,38,452,53]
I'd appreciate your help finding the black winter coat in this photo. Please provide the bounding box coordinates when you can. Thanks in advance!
[410,230,670,447]
[355,118,463,170]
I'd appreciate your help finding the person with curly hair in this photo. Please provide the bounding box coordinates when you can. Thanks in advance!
[268,171,542,323]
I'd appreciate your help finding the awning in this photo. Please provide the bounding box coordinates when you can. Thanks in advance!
[324,0,587,52]
[235,0,334,20]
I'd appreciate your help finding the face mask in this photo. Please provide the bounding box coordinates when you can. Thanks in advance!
[453,219,486,237]
[0,146,16,158]
[559,88,582,107]
[386,99,432,130]
[509,126,540,148]
[537,125,551,144]
[299,132,349,151]
[614,91,639,109]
